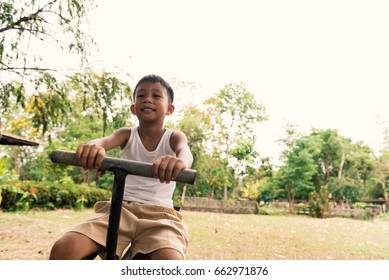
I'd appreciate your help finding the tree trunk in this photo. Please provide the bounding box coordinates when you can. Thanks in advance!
[82,169,94,185]
[13,148,21,177]
[224,138,230,201]
[338,152,345,208]
[210,184,215,199]
[381,175,389,211]
[223,184,228,201]
[338,152,345,180]
[232,176,239,200]
[287,183,294,213]
[324,159,331,182]
[181,184,187,205]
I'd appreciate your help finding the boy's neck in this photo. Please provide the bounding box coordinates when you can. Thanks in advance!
[137,124,165,138]
[137,124,166,152]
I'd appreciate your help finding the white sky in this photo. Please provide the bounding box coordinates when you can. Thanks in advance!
[85,0,389,163]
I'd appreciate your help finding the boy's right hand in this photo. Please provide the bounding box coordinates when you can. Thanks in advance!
[76,143,106,170]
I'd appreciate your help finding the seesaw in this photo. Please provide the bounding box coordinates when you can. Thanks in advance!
[51,150,196,260]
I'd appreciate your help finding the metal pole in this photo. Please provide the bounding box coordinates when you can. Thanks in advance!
[105,168,127,260]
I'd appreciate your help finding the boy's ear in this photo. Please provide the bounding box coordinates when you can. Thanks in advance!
[130,104,136,115]
[166,104,175,116]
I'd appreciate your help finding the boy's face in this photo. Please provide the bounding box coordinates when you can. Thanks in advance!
[131,82,175,123]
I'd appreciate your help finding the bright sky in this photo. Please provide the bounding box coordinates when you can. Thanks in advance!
[85,0,389,164]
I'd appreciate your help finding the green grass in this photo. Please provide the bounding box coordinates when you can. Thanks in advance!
[1,209,389,260]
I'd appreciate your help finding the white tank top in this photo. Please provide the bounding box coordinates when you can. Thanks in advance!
[120,127,176,207]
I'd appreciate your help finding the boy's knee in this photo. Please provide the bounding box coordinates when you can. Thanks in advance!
[149,248,184,260]
[49,232,103,260]
[49,235,74,259]
[49,238,65,259]
[49,232,84,259]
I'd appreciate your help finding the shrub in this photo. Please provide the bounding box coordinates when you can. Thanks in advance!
[308,186,332,218]
[0,179,111,211]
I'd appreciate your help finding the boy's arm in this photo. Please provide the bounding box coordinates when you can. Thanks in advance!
[153,131,193,184]
[76,127,131,170]
[172,131,193,169]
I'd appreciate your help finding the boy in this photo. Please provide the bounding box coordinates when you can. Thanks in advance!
[49,74,193,260]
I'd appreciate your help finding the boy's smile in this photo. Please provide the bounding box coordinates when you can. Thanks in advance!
[141,106,156,112]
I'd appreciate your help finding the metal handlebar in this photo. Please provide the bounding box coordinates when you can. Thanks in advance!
[51,150,197,184]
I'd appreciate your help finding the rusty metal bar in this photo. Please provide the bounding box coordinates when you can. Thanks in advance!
[51,150,197,184]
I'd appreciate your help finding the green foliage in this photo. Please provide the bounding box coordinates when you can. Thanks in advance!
[0,184,24,206]
[275,129,322,211]
[0,179,111,211]
[1,0,97,135]
[174,104,211,162]
[354,202,367,208]
[270,125,386,210]
[1,1,388,212]
[28,74,71,135]
[69,71,133,135]
[0,156,22,205]
[0,155,6,175]
[328,178,363,204]
[1,0,95,71]
[0,82,26,113]
[1,66,388,209]
[205,82,267,200]
[76,194,88,211]
[308,186,331,218]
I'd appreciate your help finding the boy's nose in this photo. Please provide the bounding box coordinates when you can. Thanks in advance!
[143,95,152,102]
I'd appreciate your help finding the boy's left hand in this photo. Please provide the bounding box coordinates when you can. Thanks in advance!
[153,155,186,184]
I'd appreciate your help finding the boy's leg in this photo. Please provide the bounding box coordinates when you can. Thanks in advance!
[49,231,104,260]
[149,248,184,260]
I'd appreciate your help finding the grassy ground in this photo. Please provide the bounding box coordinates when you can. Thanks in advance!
[1,209,389,260]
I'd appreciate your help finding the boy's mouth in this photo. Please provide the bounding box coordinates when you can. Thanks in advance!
[141,107,156,112]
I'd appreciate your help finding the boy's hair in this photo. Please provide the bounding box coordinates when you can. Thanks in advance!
[133,74,174,103]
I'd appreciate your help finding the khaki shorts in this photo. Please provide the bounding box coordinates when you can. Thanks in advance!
[70,201,189,259]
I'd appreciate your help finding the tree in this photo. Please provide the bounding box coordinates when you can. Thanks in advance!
[333,141,374,203]
[241,157,273,201]
[173,104,211,162]
[1,71,133,185]
[230,140,258,198]
[274,126,377,209]
[311,129,344,183]
[205,82,267,200]
[373,128,389,209]
[1,0,94,76]
[1,0,97,134]
[375,152,389,209]
[68,70,133,135]
[311,129,374,205]
[171,104,211,201]
[314,129,350,205]
[194,152,229,200]
[280,133,321,212]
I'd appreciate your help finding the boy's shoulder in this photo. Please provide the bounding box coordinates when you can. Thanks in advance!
[169,129,189,146]
[112,127,132,149]
[115,127,132,136]
[170,129,186,138]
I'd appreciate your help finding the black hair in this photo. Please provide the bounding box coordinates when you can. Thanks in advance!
[133,74,174,103]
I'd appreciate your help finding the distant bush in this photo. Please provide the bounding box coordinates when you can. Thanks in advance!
[0,179,111,211]
[308,186,331,218]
